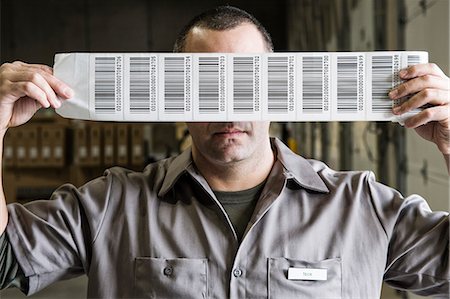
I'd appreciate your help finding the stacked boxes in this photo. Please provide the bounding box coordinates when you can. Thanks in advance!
[3,121,147,204]
[71,122,145,168]
[3,122,145,169]
[4,124,66,168]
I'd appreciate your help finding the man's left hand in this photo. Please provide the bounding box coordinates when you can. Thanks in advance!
[389,63,450,164]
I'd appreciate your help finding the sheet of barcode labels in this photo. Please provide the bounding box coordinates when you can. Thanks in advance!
[54,51,427,123]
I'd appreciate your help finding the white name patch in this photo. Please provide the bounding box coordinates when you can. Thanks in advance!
[287,267,328,281]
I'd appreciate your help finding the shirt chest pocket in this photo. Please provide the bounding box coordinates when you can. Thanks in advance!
[134,257,208,299]
[268,257,342,299]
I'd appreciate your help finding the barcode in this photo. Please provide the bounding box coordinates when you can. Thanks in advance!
[267,56,289,113]
[302,56,324,113]
[233,56,255,113]
[164,57,186,113]
[94,57,116,113]
[57,51,428,122]
[371,55,393,112]
[198,57,220,113]
[403,55,422,105]
[150,56,157,112]
[129,57,150,113]
[407,55,421,66]
[337,56,359,112]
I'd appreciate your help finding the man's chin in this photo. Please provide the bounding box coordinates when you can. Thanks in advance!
[211,146,247,164]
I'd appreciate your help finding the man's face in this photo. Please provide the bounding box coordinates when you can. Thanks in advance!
[184,23,271,165]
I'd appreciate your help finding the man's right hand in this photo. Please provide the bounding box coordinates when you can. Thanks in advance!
[0,61,74,136]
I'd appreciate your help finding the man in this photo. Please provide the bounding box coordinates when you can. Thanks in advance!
[0,6,449,298]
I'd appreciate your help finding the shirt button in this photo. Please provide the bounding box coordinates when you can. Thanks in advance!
[233,268,243,278]
[163,266,173,276]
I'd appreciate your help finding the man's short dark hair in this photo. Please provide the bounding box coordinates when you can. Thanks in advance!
[173,6,274,52]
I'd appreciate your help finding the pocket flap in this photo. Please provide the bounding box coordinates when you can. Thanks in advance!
[135,257,208,299]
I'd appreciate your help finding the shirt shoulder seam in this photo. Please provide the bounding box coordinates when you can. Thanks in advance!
[91,169,114,245]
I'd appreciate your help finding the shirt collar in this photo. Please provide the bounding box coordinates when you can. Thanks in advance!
[158,147,193,197]
[158,137,329,197]
[272,138,329,193]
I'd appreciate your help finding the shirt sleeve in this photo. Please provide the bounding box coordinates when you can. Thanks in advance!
[367,173,449,296]
[5,168,116,295]
[0,231,28,292]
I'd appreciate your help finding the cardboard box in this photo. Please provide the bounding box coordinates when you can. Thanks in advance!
[131,125,143,166]
[103,124,115,166]
[40,126,52,165]
[74,125,89,166]
[15,125,39,167]
[27,126,39,166]
[52,127,66,167]
[89,124,101,166]
[41,125,66,167]
[3,130,16,168]
[116,124,129,166]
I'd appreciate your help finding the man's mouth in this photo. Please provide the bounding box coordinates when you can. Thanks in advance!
[213,128,246,138]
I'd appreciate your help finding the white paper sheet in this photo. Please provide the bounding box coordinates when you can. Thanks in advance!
[54,51,428,123]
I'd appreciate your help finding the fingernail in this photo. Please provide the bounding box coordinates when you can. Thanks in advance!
[389,89,398,98]
[399,69,408,78]
[64,88,74,98]
[55,98,62,108]
[392,106,402,114]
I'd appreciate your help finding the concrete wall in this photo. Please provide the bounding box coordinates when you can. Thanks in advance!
[404,2,450,297]
[404,0,449,213]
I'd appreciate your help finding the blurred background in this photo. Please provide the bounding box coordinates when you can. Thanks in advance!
[0,0,449,298]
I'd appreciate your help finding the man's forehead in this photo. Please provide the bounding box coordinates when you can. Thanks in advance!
[184,23,268,53]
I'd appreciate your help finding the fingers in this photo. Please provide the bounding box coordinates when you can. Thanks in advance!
[389,75,449,100]
[40,70,75,99]
[399,63,447,80]
[8,71,61,108]
[0,61,74,109]
[393,88,449,115]
[403,105,450,128]
[12,61,53,75]
[9,81,50,108]
[10,61,73,98]
[389,62,449,124]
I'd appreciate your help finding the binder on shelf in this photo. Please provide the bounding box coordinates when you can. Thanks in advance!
[3,130,16,168]
[25,126,39,167]
[117,124,129,166]
[40,125,53,166]
[74,125,89,166]
[89,124,101,166]
[48,126,66,167]
[102,124,115,166]
[131,125,144,166]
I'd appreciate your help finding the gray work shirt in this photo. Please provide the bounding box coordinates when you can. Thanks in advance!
[6,138,449,298]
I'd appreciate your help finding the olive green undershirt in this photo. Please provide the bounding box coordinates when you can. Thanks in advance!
[0,181,265,291]
[213,180,266,241]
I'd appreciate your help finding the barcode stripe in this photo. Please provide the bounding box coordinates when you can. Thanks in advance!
[95,57,116,113]
[233,57,255,113]
[164,57,185,113]
[337,56,358,112]
[268,56,288,113]
[199,57,220,113]
[371,55,393,112]
[407,55,421,66]
[130,57,150,113]
[302,56,324,113]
